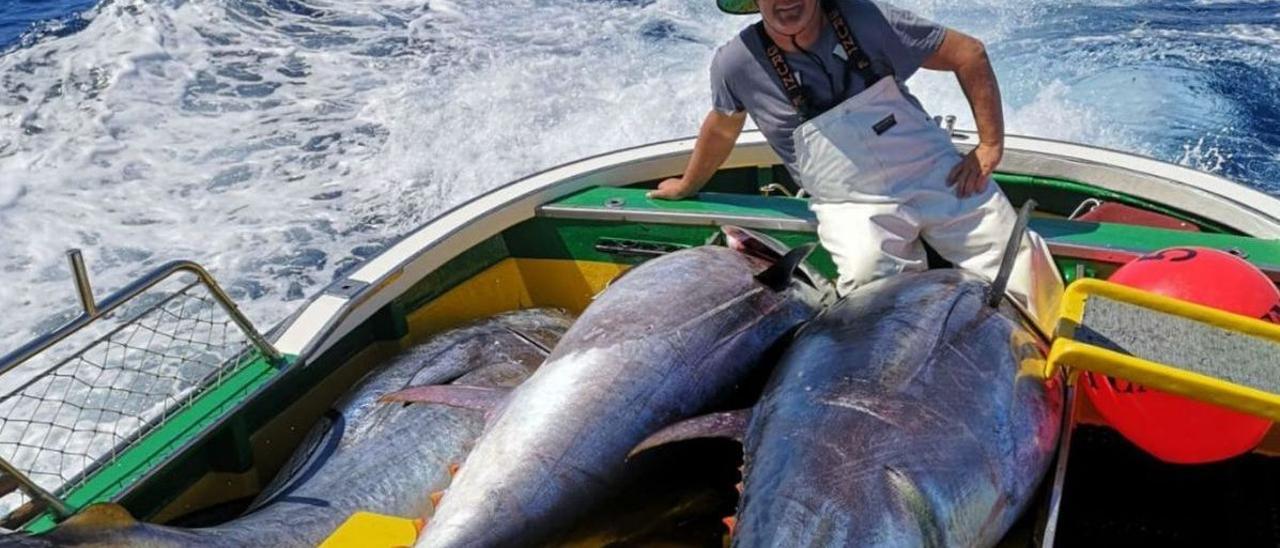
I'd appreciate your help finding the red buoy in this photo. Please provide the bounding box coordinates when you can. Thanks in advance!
[1082,247,1280,464]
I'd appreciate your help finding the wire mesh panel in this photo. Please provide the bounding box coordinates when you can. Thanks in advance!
[0,272,265,526]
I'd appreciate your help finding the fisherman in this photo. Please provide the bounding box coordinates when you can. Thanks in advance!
[650,0,1051,305]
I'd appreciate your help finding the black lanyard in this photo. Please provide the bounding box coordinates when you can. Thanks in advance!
[753,0,883,120]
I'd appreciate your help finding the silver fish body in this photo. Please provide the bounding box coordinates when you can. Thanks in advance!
[22,309,572,547]
[734,269,1064,548]
[419,244,828,547]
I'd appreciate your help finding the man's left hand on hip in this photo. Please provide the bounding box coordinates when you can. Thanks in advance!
[947,141,1003,198]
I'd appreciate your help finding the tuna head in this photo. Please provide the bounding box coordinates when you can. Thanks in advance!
[415,227,830,548]
[637,269,1064,548]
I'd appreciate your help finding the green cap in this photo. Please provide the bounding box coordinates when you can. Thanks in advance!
[717,0,760,14]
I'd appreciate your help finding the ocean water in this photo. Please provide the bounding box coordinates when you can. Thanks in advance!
[0,0,1277,355]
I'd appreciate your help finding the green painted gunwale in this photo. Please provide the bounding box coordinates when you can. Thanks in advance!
[546,186,1280,273]
[24,354,288,533]
[680,166,1242,234]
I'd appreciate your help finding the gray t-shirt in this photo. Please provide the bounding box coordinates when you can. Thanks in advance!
[710,0,945,169]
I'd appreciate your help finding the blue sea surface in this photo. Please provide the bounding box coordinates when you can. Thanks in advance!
[0,0,97,50]
[0,0,1277,352]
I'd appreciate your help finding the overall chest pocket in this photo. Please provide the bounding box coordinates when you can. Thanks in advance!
[792,110,892,203]
[863,103,959,184]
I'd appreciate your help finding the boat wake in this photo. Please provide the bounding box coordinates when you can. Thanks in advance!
[0,0,1277,359]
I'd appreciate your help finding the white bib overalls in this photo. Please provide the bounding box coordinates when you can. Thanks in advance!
[792,76,1061,325]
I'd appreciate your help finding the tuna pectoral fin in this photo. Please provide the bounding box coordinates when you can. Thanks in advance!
[884,466,945,547]
[378,385,509,412]
[755,243,817,292]
[628,409,751,459]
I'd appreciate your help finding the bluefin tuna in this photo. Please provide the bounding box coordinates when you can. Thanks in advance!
[408,228,830,547]
[639,269,1064,547]
[10,309,573,547]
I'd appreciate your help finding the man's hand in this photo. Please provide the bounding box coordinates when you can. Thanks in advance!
[647,109,746,202]
[924,29,1005,199]
[947,141,1002,198]
[647,177,695,200]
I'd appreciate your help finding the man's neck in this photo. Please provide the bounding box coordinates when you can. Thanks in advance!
[764,10,825,52]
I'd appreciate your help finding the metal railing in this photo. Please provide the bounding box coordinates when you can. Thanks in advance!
[0,251,283,376]
[0,251,283,527]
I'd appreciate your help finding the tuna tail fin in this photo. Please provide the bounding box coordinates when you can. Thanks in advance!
[755,243,817,292]
[628,409,751,459]
[379,385,510,413]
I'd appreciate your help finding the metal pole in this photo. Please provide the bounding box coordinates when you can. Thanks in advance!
[1038,385,1078,548]
[0,457,71,519]
[758,183,794,197]
[66,250,97,317]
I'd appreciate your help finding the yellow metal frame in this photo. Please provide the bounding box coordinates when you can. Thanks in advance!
[1048,278,1280,421]
[1056,278,1280,342]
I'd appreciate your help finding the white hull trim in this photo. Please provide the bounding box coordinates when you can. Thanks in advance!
[273,131,1280,359]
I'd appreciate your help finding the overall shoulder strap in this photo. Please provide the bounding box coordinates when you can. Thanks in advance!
[751,0,886,120]
[752,21,809,117]
[822,0,883,83]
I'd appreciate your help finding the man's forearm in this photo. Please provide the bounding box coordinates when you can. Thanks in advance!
[953,42,1004,147]
[925,30,1006,194]
[679,110,747,191]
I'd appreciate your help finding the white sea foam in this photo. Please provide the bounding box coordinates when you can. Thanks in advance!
[0,0,1276,361]
[1179,133,1233,174]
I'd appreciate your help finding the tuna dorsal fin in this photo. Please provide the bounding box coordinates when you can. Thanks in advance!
[755,243,816,292]
[58,503,138,531]
[379,385,510,412]
[722,225,784,261]
[628,409,751,459]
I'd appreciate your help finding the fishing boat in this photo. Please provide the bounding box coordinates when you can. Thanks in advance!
[2,127,1279,546]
